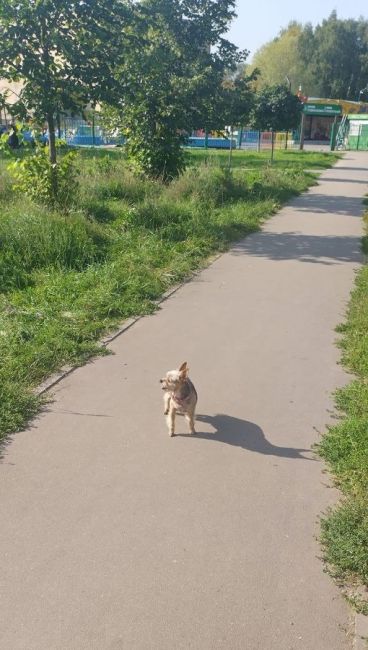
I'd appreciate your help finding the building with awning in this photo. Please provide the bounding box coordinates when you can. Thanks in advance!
[300,98,368,144]
[302,102,341,142]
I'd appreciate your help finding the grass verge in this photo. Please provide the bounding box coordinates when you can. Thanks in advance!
[0,148,337,440]
[318,214,368,615]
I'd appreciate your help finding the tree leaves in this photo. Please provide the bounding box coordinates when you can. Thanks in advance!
[251,13,368,101]
[250,84,302,132]
[107,0,246,178]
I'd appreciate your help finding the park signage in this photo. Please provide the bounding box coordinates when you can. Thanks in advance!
[303,103,342,116]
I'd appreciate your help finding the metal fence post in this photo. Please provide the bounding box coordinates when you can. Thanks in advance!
[330,116,338,151]
[271,129,275,162]
[356,124,361,151]
[299,113,305,150]
[238,127,243,149]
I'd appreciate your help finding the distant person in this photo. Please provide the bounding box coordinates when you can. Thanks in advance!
[8,124,19,149]
[40,129,48,145]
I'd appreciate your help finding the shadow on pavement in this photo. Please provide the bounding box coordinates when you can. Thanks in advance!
[231,231,362,265]
[333,166,368,172]
[45,408,113,418]
[321,176,368,184]
[289,193,363,216]
[177,413,314,460]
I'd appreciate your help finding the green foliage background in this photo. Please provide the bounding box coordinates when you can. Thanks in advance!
[249,12,368,100]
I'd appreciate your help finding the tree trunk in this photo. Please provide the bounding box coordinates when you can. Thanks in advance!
[47,112,57,164]
[47,112,58,201]
[56,112,61,139]
[238,127,243,149]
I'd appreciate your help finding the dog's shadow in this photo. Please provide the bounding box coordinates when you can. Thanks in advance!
[177,413,313,460]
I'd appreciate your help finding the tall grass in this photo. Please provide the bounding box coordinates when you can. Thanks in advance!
[318,214,368,613]
[0,148,337,439]
[0,204,110,291]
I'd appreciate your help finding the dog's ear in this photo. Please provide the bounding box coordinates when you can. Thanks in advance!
[179,361,188,376]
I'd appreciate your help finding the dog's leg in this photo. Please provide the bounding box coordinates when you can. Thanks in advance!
[186,407,196,435]
[167,405,176,437]
[163,392,171,416]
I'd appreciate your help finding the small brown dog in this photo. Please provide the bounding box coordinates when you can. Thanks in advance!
[160,362,198,436]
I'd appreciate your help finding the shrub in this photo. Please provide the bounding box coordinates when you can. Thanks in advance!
[125,128,186,182]
[7,147,79,209]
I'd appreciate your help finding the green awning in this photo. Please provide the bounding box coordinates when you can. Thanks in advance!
[303,103,341,116]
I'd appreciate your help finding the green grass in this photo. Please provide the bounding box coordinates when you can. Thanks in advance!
[186,147,339,170]
[0,147,337,440]
[317,214,368,614]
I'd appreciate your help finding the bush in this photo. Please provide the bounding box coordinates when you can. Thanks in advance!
[125,128,186,181]
[7,147,79,209]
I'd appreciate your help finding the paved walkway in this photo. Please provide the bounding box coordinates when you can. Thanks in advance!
[0,153,366,649]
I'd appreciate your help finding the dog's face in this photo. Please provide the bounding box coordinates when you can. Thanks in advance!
[160,362,188,391]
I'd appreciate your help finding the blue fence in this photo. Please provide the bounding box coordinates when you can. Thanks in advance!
[187,136,237,149]
[188,131,299,151]
[1,117,299,150]
[59,117,124,146]
[61,125,237,149]
[237,130,299,150]
[238,130,259,150]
